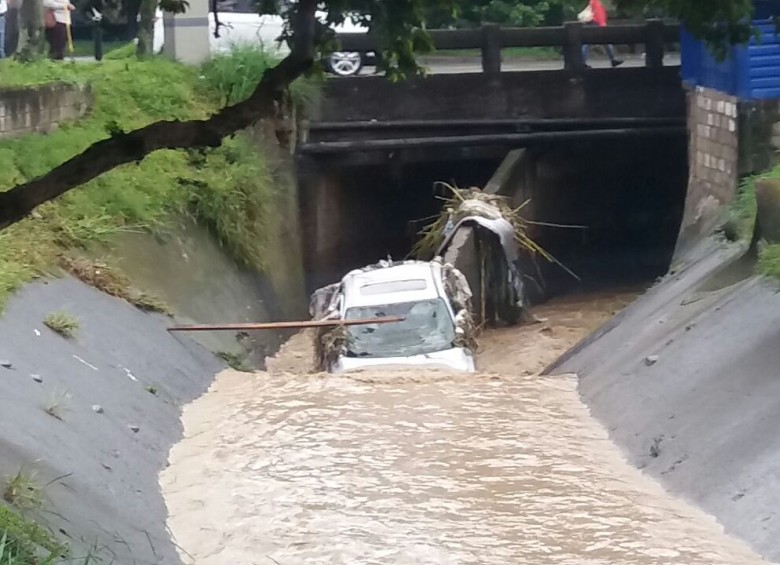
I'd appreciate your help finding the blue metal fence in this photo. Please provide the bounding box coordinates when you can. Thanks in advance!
[681,0,780,100]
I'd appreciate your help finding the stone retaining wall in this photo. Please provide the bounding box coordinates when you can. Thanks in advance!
[0,83,91,139]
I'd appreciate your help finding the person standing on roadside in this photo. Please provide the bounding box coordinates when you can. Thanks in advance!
[579,0,623,68]
[0,0,7,58]
[43,0,74,60]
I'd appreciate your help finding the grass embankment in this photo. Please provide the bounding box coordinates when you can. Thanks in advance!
[731,166,780,278]
[70,40,124,58]
[0,44,315,311]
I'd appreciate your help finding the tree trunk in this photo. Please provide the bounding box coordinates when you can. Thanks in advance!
[5,0,20,55]
[17,0,45,60]
[135,0,155,56]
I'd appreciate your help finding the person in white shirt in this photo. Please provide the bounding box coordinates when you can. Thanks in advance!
[0,0,7,58]
[42,0,74,60]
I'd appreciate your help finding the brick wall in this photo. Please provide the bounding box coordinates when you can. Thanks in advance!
[675,86,740,258]
[0,83,91,139]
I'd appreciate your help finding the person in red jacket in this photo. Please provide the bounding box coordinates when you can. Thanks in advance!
[580,0,623,68]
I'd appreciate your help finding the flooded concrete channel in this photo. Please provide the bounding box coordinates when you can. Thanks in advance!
[160,289,767,564]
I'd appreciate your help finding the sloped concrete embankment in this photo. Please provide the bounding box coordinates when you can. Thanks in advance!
[546,239,780,562]
[0,276,223,563]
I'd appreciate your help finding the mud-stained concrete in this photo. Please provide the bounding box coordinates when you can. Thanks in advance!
[0,276,223,564]
[551,241,780,563]
[161,288,768,564]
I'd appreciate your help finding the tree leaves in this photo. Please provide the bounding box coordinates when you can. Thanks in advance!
[616,0,755,60]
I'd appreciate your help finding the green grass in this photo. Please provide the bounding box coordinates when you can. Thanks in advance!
[70,40,126,58]
[732,176,761,241]
[200,44,320,107]
[0,45,316,310]
[1,469,68,564]
[43,311,80,338]
[0,505,67,565]
[759,242,780,278]
[3,471,41,511]
[731,165,780,279]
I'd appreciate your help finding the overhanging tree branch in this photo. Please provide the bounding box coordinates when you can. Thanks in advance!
[0,0,319,231]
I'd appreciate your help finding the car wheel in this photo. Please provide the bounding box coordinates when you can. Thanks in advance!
[328,51,363,76]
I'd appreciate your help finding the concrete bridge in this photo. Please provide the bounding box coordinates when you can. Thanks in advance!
[297,21,690,294]
[301,20,685,161]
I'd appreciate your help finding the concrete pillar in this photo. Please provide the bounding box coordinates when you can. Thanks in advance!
[297,157,348,292]
[162,0,210,65]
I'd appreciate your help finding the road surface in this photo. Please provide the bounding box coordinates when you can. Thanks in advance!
[357,52,682,75]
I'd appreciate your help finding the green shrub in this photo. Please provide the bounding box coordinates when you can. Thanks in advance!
[733,164,780,279]
[199,44,320,108]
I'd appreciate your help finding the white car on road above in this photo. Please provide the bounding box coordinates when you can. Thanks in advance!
[208,0,372,75]
[313,260,477,374]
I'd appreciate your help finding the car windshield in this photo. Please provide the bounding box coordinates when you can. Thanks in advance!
[344,299,456,359]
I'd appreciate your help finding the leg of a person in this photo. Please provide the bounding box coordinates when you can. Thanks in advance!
[54,23,66,59]
[45,27,55,58]
[605,43,615,62]
[0,15,6,58]
[582,21,596,64]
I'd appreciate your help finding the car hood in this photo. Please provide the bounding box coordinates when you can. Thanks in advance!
[332,347,475,374]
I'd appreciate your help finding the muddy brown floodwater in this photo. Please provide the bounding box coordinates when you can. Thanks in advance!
[161,290,769,564]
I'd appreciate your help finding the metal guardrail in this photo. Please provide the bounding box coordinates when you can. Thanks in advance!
[336,19,680,72]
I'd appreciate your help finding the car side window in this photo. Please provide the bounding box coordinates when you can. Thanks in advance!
[215,0,255,14]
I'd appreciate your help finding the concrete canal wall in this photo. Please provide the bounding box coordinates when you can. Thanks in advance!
[547,239,780,563]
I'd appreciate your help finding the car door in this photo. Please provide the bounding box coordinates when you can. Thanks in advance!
[210,0,289,55]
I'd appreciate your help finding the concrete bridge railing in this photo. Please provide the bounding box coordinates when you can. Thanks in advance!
[336,19,680,73]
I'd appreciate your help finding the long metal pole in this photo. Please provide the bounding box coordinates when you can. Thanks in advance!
[167,316,406,333]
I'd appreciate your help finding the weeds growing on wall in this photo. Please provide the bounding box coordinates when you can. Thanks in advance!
[731,166,780,279]
[0,504,68,564]
[43,311,80,338]
[0,45,317,310]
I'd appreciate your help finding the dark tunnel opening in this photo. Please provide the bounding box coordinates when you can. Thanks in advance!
[340,158,505,264]
[523,134,689,299]
[300,133,688,304]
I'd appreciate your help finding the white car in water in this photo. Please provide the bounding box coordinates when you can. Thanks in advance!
[208,0,373,75]
[317,261,477,374]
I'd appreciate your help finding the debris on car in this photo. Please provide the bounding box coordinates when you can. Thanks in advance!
[310,259,477,374]
[414,183,576,326]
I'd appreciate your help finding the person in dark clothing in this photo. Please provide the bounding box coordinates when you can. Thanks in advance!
[43,0,74,60]
[84,0,104,60]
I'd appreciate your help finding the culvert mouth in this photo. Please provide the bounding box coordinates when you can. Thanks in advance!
[300,133,688,302]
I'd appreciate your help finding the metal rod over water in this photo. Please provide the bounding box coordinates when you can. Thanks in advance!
[167,317,406,333]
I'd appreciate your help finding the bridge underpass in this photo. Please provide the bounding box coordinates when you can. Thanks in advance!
[297,34,690,298]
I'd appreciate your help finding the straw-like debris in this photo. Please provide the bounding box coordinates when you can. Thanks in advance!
[315,323,346,372]
[413,182,575,279]
[58,256,172,315]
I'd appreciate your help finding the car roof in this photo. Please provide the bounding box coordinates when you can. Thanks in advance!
[341,262,443,309]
